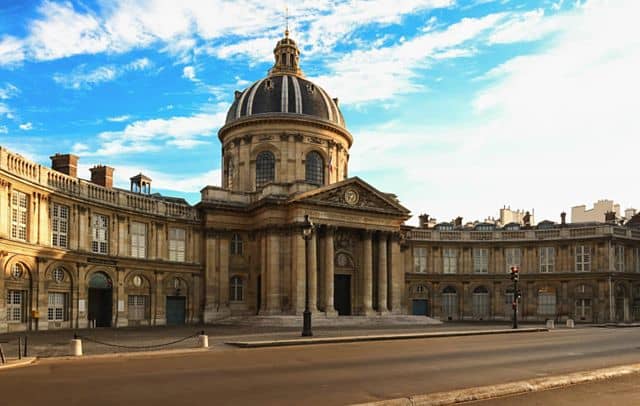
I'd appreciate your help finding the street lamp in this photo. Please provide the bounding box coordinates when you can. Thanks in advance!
[301,214,315,337]
[510,266,520,329]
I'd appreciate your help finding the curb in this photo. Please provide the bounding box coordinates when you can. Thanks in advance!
[0,357,37,371]
[44,347,210,362]
[225,327,548,348]
[351,363,640,406]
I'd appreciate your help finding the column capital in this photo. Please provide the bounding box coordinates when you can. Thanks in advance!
[360,229,374,240]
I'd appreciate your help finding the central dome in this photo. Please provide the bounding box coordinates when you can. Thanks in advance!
[224,33,345,128]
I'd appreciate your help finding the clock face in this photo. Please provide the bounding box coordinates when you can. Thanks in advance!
[344,188,359,205]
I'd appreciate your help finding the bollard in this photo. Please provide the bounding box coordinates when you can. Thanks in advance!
[70,338,83,356]
[546,319,555,329]
[566,319,575,328]
[23,335,28,357]
[198,334,209,349]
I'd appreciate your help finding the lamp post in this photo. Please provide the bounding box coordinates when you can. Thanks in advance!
[510,266,520,329]
[301,214,315,337]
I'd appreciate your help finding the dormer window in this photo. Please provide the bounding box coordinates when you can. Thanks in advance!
[504,223,520,231]
[435,223,454,231]
[265,79,274,91]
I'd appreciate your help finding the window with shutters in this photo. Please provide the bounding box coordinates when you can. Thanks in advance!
[169,228,186,262]
[473,248,489,274]
[540,247,555,273]
[443,248,457,274]
[91,214,109,254]
[413,247,427,273]
[537,291,556,315]
[11,190,28,241]
[128,295,148,321]
[576,245,591,272]
[472,286,490,318]
[7,290,25,322]
[47,292,68,321]
[441,286,458,318]
[505,248,522,273]
[51,203,69,248]
[130,222,147,258]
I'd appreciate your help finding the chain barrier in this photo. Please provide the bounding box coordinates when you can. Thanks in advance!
[73,331,204,350]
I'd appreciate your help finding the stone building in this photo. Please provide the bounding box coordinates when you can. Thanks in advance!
[1,33,639,333]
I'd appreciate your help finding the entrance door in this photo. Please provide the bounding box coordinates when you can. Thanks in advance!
[88,272,113,327]
[334,275,351,316]
[166,296,186,325]
[412,299,428,316]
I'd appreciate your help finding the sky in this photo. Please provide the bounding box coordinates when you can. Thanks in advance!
[0,0,638,225]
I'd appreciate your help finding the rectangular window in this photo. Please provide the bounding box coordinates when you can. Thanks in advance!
[576,245,591,272]
[473,248,489,274]
[540,247,555,273]
[616,245,625,272]
[505,248,522,273]
[47,292,68,322]
[128,295,148,321]
[11,190,28,241]
[169,228,186,262]
[130,222,147,258]
[51,203,69,248]
[443,248,457,274]
[7,290,25,322]
[91,214,109,254]
[413,247,428,273]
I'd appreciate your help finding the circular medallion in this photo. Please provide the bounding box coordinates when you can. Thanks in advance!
[344,188,359,205]
[133,275,142,287]
[52,268,64,283]
[336,253,348,267]
[11,264,23,279]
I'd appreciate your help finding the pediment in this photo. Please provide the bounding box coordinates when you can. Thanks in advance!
[290,177,410,217]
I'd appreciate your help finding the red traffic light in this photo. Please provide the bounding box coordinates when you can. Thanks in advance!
[510,266,519,273]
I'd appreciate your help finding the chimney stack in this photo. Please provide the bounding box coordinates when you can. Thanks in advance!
[50,153,79,178]
[419,214,430,228]
[454,216,463,228]
[561,212,567,225]
[90,165,114,188]
[523,211,531,228]
[604,211,617,223]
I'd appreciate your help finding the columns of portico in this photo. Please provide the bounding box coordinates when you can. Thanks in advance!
[361,230,375,316]
[307,232,319,312]
[377,232,389,314]
[389,233,403,314]
[323,226,337,316]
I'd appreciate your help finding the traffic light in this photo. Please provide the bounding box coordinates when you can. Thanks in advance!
[516,290,522,300]
[510,266,519,281]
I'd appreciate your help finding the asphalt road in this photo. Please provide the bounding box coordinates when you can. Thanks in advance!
[2,328,639,406]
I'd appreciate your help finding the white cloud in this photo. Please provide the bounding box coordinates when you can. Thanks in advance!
[350,0,640,223]
[0,125,7,134]
[19,122,33,131]
[107,115,131,122]
[0,36,25,67]
[53,58,153,89]
[182,66,197,81]
[487,9,560,44]
[0,83,19,100]
[76,104,228,157]
[0,103,14,120]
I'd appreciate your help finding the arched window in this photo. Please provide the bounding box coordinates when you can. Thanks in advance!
[305,151,324,185]
[231,233,243,256]
[230,276,244,302]
[256,151,275,187]
[225,157,234,189]
[472,286,489,319]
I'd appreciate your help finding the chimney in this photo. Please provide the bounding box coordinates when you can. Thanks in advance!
[604,211,617,223]
[90,165,114,188]
[523,211,531,228]
[50,153,79,178]
[419,214,430,228]
[454,216,463,228]
[560,212,567,225]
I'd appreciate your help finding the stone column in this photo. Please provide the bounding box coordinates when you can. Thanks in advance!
[203,231,218,323]
[362,230,374,315]
[36,257,48,331]
[77,263,88,328]
[389,233,403,314]
[377,232,388,313]
[308,232,318,312]
[116,267,127,327]
[292,231,306,314]
[265,231,281,314]
[324,226,337,316]
[155,272,166,326]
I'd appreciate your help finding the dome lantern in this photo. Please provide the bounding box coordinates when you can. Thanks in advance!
[269,30,303,77]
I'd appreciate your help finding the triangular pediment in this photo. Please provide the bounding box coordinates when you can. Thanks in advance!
[290,177,410,217]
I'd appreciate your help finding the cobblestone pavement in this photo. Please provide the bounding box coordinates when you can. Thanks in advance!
[0,321,560,358]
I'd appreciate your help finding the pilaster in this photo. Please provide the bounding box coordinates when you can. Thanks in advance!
[324,226,337,316]
[361,230,374,315]
[377,232,388,313]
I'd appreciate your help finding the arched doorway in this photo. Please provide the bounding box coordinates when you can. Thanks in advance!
[88,272,113,327]
[472,286,490,320]
[441,286,458,321]
[166,277,187,326]
[334,252,354,316]
[410,284,429,316]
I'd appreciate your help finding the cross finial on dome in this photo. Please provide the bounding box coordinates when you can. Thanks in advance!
[285,6,289,38]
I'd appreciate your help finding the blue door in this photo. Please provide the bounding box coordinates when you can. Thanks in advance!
[166,296,186,325]
[412,299,428,316]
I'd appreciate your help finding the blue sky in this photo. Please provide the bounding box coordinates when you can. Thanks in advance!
[1,0,638,224]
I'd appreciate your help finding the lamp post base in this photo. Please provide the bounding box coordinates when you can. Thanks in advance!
[302,310,313,337]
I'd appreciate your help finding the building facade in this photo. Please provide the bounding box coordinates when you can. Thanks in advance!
[1,33,639,333]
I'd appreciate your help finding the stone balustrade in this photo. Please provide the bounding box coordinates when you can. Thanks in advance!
[0,146,199,221]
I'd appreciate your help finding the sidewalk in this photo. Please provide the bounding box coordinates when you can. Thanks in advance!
[0,321,558,358]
